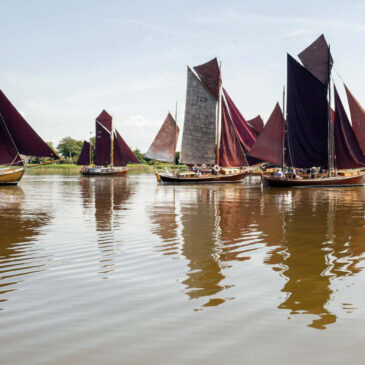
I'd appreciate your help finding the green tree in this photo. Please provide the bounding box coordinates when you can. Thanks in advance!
[132,149,147,164]
[57,137,83,164]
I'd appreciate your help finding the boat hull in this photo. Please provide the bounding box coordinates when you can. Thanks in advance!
[263,172,365,187]
[80,167,128,176]
[0,167,25,185]
[158,171,246,184]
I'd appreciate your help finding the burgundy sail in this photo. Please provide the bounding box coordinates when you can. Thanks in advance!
[193,58,221,98]
[344,84,365,155]
[114,130,139,164]
[286,54,328,168]
[334,87,365,169]
[145,113,179,163]
[94,110,112,166]
[247,115,264,136]
[223,89,256,151]
[248,103,285,166]
[219,100,247,167]
[77,141,93,165]
[0,90,57,159]
[298,34,333,85]
[0,118,22,165]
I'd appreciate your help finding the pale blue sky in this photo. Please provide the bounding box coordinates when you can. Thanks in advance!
[0,0,364,151]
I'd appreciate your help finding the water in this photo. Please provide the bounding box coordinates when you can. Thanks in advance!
[1,173,365,364]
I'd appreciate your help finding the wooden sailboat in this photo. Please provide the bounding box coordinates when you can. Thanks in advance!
[79,110,139,176]
[153,58,252,184]
[253,35,365,187]
[0,90,59,185]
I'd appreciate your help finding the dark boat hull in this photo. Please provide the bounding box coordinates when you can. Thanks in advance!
[80,167,128,176]
[263,172,365,187]
[159,171,246,184]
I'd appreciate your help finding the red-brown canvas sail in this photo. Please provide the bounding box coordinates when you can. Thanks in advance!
[247,115,264,136]
[344,84,365,155]
[298,34,333,85]
[145,113,179,163]
[95,110,112,166]
[0,90,57,159]
[219,99,247,167]
[114,130,139,165]
[334,86,365,169]
[222,89,256,151]
[248,103,285,166]
[193,58,221,99]
[77,141,93,165]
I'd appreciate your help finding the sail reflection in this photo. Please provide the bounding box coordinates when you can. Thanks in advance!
[80,177,135,277]
[149,182,365,327]
[0,186,51,308]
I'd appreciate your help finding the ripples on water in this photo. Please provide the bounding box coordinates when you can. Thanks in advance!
[0,174,365,364]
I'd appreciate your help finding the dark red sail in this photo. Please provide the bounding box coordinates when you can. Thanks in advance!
[0,90,57,158]
[95,110,112,166]
[286,54,328,168]
[193,58,221,98]
[344,84,365,155]
[77,141,93,165]
[219,99,247,167]
[248,103,285,166]
[223,89,256,151]
[334,87,365,169]
[298,34,333,85]
[247,115,264,136]
[114,130,139,165]
[0,118,22,165]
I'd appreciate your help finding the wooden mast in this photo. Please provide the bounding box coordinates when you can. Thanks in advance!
[327,45,333,177]
[281,85,286,172]
[110,115,114,167]
[215,61,222,166]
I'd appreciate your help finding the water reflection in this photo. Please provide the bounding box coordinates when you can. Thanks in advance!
[0,186,51,308]
[150,183,365,328]
[80,177,135,277]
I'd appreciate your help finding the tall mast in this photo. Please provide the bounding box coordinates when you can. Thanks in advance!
[327,45,333,177]
[281,85,286,172]
[215,61,222,166]
[175,101,178,165]
[110,116,114,167]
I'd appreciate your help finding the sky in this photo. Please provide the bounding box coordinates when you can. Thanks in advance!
[0,0,364,152]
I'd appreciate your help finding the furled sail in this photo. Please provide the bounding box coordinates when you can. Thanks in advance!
[219,99,247,167]
[248,103,285,166]
[333,87,365,169]
[298,34,333,85]
[145,113,179,163]
[344,84,365,155]
[77,141,93,166]
[94,110,112,166]
[286,54,328,168]
[179,67,217,165]
[247,115,264,136]
[113,130,139,165]
[0,90,57,159]
[222,89,256,151]
[193,58,221,98]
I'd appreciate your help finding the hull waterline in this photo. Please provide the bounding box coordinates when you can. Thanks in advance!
[263,171,365,187]
[158,171,246,184]
[80,167,128,176]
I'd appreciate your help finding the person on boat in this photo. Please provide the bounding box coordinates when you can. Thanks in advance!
[163,167,172,176]
[310,166,316,179]
[275,169,283,178]
[196,169,202,177]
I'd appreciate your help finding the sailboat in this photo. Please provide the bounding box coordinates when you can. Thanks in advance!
[153,58,250,183]
[0,90,59,185]
[253,35,365,187]
[79,110,139,176]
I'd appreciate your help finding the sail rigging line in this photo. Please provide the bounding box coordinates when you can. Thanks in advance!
[96,120,112,135]
[0,110,22,166]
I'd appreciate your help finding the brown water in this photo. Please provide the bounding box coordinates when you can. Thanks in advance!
[1,173,365,364]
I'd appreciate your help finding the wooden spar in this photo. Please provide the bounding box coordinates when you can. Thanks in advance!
[281,86,286,172]
[110,115,114,167]
[25,159,64,169]
[327,45,333,177]
[215,62,222,166]
[175,101,178,165]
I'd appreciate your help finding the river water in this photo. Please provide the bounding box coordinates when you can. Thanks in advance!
[0,173,365,364]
